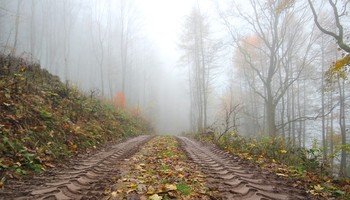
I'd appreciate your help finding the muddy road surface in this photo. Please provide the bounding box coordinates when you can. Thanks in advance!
[1,136,314,200]
[0,136,152,200]
[178,136,312,200]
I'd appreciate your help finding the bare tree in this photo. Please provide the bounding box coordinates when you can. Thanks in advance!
[179,5,220,133]
[308,0,350,53]
[219,1,316,139]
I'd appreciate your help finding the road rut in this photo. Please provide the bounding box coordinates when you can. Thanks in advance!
[0,135,152,200]
[178,136,313,200]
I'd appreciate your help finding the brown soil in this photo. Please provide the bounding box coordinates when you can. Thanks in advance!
[178,136,316,200]
[0,136,153,200]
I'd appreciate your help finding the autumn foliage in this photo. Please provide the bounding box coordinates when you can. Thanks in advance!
[114,91,126,109]
[327,53,350,79]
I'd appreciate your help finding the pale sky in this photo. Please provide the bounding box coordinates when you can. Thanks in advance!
[138,0,196,54]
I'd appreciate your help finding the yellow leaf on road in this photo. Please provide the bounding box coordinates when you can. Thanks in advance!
[165,184,177,191]
[147,185,156,194]
[314,184,324,191]
[111,191,117,197]
[149,194,162,200]
[127,183,137,188]
[135,165,143,170]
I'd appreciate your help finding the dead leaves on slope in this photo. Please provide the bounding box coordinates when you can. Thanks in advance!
[104,136,215,200]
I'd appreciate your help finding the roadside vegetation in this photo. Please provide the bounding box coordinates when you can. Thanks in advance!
[187,131,350,199]
[0,54,152,186]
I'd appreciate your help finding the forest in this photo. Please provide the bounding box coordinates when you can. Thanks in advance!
[0,0,349,199]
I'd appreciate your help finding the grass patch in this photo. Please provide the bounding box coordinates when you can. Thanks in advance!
[176,182,192,195]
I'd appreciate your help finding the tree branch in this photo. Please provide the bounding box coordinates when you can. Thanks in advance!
[308,0,350,52]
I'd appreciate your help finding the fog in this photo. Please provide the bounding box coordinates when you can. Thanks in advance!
[1,0,349,144]
[0,0,201,134]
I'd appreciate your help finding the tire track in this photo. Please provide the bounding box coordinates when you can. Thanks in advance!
[178,136,313,200]
[1,135,152,200]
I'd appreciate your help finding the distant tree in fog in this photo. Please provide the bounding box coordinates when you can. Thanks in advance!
[12,0,22,55]
[179,5,221,133]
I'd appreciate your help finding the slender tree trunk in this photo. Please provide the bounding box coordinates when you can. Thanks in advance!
[30,0,36,58]
[329,89,334,171]
[287,86,291,140]
[12,0,23,55]
[321,36,327,161]
[199,20,207,130]
[338,78,347,177]
[297,81,302,147]
[303,80,307,148]
[291,76,296,146]
[279,67,286,139]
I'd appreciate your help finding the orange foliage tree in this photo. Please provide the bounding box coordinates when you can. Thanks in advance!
[114,91,126,109]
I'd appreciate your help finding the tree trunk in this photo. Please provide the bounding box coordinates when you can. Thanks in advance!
[338,78,347,178]
[12,0,23,55]
[30,0,36,58]
[266,90,277,138]
[321,36,327,161]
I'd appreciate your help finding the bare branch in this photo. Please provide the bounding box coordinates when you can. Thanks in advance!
[308,0,350,52]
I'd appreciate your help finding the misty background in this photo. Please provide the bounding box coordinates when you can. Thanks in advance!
[0,0,201,134]
[0,0,349,148]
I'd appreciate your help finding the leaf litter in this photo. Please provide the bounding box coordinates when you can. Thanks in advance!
[103,136,217,200]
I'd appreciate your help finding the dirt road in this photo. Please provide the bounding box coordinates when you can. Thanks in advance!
[1,136,314,200]
[178,136,312,200]
[0,136,153,200]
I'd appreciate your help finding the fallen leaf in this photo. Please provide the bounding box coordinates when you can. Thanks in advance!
[280,149,287,154]
[148,194,162,200]
[165,184,177,191]
[111,191,117,197]
[45,162,55,168]
[3,102,11,106]
[127,183,137,188]
[126,188,136,194]
[137,184,147,193]
[314,184,324,191]
[276,173,288,177]
[147,185,156,194]
[136,165,143,170]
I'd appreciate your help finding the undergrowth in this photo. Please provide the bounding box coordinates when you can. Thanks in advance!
[188,131,350,199]
[0,54,152,184]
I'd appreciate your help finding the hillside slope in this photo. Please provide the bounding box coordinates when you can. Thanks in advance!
[0,54,152,181]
